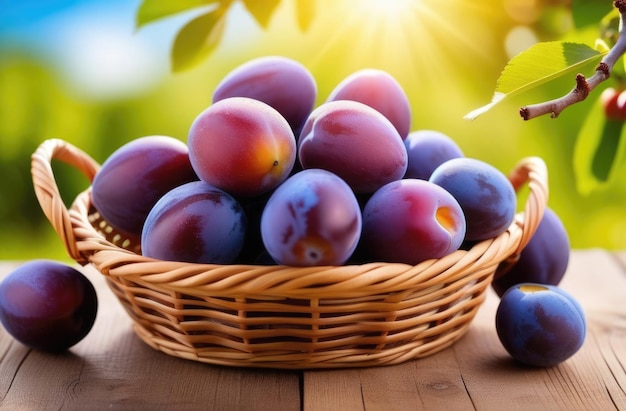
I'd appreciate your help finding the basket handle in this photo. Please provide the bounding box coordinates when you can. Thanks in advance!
[495,155,549,278]
[31,139,101,263]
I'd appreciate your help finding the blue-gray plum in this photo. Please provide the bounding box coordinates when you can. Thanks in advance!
[0,260,98,352]
[362,179,466,265]
[495,283,586,367]
[141,181,247,264]
[403,130,464,180]
[260,169,361,266]
[493,208,570,297]
[429,158,516,241]
[91,136,198,238]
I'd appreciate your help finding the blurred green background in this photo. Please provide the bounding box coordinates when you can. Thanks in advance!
[1,0,624,262]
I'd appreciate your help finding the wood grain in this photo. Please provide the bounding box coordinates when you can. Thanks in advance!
[1,250,625,410]
[302,249,626,411]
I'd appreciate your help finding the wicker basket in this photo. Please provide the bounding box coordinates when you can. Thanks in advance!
[31,138,548,370]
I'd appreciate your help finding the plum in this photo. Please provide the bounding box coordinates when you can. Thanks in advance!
[141,181,247,264]
[361,178,466,265]
[298,100,407,193]
[429,157,517,241]
[496,283,586,367]
[188,97,296,198]
[0,260,98,352]
[493,208,570,297]
[326,68,411,139]
[403,130,464,180]
[91,136,198,238]
[213,56,317,135]
[260,169,362,266]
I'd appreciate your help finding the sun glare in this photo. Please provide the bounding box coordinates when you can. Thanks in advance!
[304,0,502,99]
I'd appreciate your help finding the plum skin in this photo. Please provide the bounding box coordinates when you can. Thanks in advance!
[429,157,517,241]
[260,169,362,266]
[361,179,466,265]
[141,181,247,264]
[403,130,464,180]
[91,135,198,238]
[298,100,408,194]
[188,97,296,198]
[212,55,317,135]
[493,208,570,297]
[0,260,98,352]
[495,283,586,367]
[326,68,411,140]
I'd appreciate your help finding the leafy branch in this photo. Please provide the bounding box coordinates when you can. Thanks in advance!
[465,1,624,122]
[520,0,626,120]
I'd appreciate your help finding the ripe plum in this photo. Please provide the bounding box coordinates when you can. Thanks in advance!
[91,136,198,238]
[188,97,296,197]
[213,56,317,135]
[496,283,586,367]
[298,100,407,193]
[141,181,247,264]
[260,169,361,266]
[404,130,464,180]
[0,260,98,352]
[429,158,516,241]
[362,179,466,265]
[493,208,570,297]
[327,68,411,139]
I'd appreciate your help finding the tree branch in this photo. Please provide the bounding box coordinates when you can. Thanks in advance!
[520,0,626,120]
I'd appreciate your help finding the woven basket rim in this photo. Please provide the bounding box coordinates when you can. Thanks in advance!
[70,187,524,299]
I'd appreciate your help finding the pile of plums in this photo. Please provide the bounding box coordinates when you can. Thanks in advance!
[91,56,519,268]
[0,56,585,366]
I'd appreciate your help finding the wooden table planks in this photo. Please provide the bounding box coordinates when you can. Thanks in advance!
[1,249,625,410]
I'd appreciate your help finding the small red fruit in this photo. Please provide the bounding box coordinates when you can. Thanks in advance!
[601,87,626,121]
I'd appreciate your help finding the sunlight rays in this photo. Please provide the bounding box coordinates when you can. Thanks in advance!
[304,0,506,96]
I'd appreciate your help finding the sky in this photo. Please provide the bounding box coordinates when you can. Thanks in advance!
[0,0,207,99]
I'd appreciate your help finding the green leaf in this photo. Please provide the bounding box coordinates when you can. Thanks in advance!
[573,94,626,195]
[573,0,615,30]
[241,0,281,29]
[465,41,605,120]
[136,0,223,28]
[171,8,227,72]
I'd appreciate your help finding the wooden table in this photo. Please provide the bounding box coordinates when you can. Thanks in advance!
[1,249,625,410]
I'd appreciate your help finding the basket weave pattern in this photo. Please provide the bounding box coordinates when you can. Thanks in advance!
[31,139,548,369]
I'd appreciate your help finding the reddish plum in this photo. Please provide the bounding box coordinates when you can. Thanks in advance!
[188,97,296,197]
[141,181,247,264]
[298,100,407,193]
[0,260,98,352]
[362,179,466,265]
[327,68,411,139]
[213,56,317,135]
[91,136,198,238]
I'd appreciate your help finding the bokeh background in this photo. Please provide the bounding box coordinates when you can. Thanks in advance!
[1,0,624,261]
